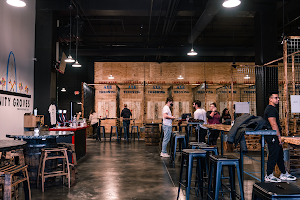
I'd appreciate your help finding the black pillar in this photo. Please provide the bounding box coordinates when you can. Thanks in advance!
[254,7,279,116]
[34,10,56,125]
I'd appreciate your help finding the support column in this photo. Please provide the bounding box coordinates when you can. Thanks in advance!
[34,10,56,125]
[254,7,278,117]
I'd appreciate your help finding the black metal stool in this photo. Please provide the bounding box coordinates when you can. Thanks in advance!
[170,133,186,163]
[131,126,139,140]
[177,149,207,200]
[110,126,119,142]
[120,126,129,141]
[97,126,106,141]
[252,182,300,200]
[207,155,244,200]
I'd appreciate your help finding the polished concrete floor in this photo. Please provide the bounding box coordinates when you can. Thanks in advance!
[19,136,300,200]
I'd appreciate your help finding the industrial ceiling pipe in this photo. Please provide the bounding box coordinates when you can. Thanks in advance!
[188,0,222,44]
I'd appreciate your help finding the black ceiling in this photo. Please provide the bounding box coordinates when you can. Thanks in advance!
[36,0,300,62]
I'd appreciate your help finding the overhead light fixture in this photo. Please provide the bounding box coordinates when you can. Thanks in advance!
[177,75,184,80]
[72,2,81,68]
[222,0,241,8]
[108,63,114,79]
[72,60,81,67]
[244,74,250,79]
[65,4,75,63]
[187,3,197,56]
[65,55,75,63]
[6,0,26,7]
[77,102,82,105]
[187,48,198,56]
[61,88,66,92]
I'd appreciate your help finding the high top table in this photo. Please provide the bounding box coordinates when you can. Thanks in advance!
[6,131,74,185]
[243,130,276,184]
[202,124,231,155]
[186,121,204,144]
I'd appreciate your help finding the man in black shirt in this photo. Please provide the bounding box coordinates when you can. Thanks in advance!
[121,104,132,139]
[264,92,296,182]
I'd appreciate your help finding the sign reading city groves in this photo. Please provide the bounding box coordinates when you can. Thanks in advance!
[0,90,31,110]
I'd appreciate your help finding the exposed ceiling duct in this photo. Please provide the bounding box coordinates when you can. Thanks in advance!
[188,0,222,44]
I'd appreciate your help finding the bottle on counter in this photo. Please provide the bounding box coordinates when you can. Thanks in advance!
[72,115,77,128]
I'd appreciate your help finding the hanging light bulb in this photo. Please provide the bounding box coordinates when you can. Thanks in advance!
[72,2,82,67]
[108,74,114,79]
[72,60,82,67]
[244,74,250,79]
[6,0,26,7]
[187,48,198,56]
[65,4,75,63]
[65,55,75,63]
[222,0,241,8]
[61,88,67,92]
[177,75,184,80]
[187,4,197,56]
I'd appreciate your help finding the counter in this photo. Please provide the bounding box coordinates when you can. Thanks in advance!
[49,126,89,160]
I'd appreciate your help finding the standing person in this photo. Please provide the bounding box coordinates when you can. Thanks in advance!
[89,109,98,138]
[264,93,296,182]
[161,97,175,157]
[121,104,132,139]
[193,100,207,143]
[221,108,231,125]
[206,102,221,145]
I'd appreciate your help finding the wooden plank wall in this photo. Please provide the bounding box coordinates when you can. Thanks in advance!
[94,62,255,134]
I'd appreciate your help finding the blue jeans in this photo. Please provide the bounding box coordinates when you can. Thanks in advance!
[123,120,130,138]
[162,125,172,153]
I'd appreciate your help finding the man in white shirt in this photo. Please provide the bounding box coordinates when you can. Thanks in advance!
[193,100,207,143]
[161,97,175,157]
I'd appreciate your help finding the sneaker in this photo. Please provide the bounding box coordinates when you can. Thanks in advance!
[160,152,170,157]
[280,172,297,181]
[265,173,281,182]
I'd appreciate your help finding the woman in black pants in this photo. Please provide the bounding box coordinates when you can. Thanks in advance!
[206,103,221,145]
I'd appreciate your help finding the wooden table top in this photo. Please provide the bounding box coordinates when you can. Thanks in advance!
[202,124,232,132]
[281,136,300,146]
[0,140,27,152]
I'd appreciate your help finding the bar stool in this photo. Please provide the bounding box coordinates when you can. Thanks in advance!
[110,126,119,142]
[97,126,106,141]
[57,143,78,184]
[37,147,70,192]
[131,126,139,140]
[177,149,207,200]
[120,126,129,141]
[189,142,208,149]
[170,133,186,163]
[0,164,31,200]
[207,155,244,200]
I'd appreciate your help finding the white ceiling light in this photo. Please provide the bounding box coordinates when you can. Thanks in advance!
[7,0,26,7]
[222,0,241,8]
[177,75,184,80]
[72,2,81,68]
[65,55,75,63]
[187,3,197,56]
[108,74,114,79]
[77,102,82,105]
[65,4,75,63]
[244,74,250,79]
[187,48,198,56]
[61,88,66,92]
[72,60,82,67]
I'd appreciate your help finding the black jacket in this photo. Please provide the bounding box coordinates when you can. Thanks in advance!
[227,113,267,152]
[121,108,132,121]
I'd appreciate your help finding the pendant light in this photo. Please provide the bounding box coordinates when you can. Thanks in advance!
[6,0,26,7]
[178,64,184,79]
[187,4,197,56]
[65,4,75,63]
[108,63,114,79]
[72,2,81,67]
[222,0,241,8]
[244,66,250,79]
